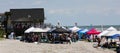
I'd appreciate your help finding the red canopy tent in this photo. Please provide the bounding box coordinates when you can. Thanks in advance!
[87,28,101,35]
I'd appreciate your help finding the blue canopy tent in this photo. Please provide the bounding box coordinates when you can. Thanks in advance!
[109,34,120,39]
[77,29,83,40]
[77,29,88,40]
[77,29,83,33]
[80,29,88,34]
[81,29,89,40]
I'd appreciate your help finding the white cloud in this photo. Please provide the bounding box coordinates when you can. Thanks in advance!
[48,9,73,15]
[114,8,120,15]
[47,6,120,17]
[32,0,46,5]
[74,6,120,16]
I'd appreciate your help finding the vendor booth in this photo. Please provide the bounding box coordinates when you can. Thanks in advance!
[86,28,100,42]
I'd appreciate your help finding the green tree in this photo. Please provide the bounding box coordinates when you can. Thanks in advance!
[4,12,11,38]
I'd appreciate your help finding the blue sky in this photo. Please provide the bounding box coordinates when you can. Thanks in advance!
[0,0,120,26]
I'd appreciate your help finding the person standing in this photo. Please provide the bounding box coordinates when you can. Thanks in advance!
[9,32,15,39]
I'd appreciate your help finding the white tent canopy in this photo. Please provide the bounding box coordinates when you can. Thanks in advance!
[42,27,51,32]
[106,27,117,31]
[98,27,117,37]
[69,26,80,32]
[24,27,35,33]
[31,28,44,32]
[31,27,51,32]
[24,27,51,33]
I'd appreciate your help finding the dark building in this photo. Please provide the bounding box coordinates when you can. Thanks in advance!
[6,8,45,36]
[10,8,44,24]
[0,13,5,29]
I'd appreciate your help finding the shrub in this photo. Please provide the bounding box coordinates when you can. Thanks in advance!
[0,29,5,38]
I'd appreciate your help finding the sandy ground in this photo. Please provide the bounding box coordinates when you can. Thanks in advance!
[0,39,116,53]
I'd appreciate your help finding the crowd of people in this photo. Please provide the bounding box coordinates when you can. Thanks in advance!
[6,23,120,53]
[19,32,79,44]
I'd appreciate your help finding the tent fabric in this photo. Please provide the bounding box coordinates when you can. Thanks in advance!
[77,29,84,33]
[87,28,100,35]
[52,27,70,33]
[106,27,117,31]
[77,29,87,40]
[69,26,80,32]
[105,31,120,36]
[48,28,56,32]
[24,27,35,33]
[31,28,44,32]
[97,31,110,37]
[31,27,51,32]
[25,27,51,33]
[109,34,120,39]
[42,27,51,32]
[80,29,88,34]
[97,27,117,37]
